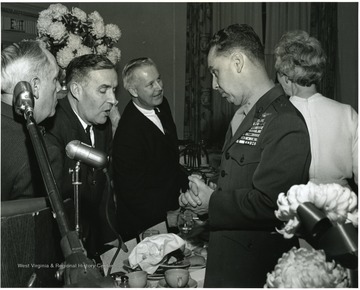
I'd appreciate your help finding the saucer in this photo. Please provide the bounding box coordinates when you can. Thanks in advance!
[123,259,164,280]
[159,260,191,269]
[157,278,197,288]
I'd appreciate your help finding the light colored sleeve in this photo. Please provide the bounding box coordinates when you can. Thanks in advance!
[350,107,358,184]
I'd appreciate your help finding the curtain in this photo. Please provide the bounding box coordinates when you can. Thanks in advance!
[183,3,212,143]
[184,3,338,147]
[265,3,311,81]
[310,3,337,100]
[211,3,263,147]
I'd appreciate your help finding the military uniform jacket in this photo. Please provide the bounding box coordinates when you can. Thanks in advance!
[204,85,311,288]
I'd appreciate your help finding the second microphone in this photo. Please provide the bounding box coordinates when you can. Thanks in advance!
[65,140,108,169]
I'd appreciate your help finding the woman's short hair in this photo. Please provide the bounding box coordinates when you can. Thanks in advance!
[274,30,326,87]
[65,54,115,86]
[122,57,156,90]
[1,40,50,94]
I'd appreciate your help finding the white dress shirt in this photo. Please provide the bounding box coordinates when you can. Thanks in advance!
[133,102,165,134]
[73,110,95,147]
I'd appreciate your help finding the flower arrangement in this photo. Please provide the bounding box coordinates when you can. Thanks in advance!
[265,247,349,288]
[36,3,121,69]
[275,181,358,239]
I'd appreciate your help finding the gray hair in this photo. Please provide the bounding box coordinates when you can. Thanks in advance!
[122,57,156,90]
[1,40,50,94]
[274,30,326,87]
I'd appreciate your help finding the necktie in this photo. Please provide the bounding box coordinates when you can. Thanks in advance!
[231,106,247,135]
[85,125,92,146]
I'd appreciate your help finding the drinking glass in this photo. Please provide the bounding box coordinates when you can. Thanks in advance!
[177,211,194,236]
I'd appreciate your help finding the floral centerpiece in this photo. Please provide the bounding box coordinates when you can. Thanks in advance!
[268,182,358,287]
[265,247,349,288]
[275,181,358,239]
[36,3,121,69]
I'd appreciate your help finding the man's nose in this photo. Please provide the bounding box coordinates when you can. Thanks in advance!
[56,80,62,92]
[212,78,219,90]
[107,91,117,105]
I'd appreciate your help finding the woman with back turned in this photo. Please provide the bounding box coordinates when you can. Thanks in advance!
[275,30,358,191]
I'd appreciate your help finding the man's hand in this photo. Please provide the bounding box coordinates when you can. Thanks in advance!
[178,175,214,216]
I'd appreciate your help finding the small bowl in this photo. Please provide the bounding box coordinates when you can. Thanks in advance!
[165,269,189,288]
[126,270,148,288]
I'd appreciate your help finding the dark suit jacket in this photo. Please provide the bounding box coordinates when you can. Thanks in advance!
[204,85,311,287]
[43,97,115,256]
[1,102,45,200]
[112,97,188,241]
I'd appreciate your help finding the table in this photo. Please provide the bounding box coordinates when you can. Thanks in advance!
[101,217,209,287]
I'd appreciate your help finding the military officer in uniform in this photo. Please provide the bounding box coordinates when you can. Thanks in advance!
[179,24,311,287]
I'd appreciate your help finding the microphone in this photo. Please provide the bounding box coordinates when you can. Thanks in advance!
[65,140,108,169]
[13,81,35,118]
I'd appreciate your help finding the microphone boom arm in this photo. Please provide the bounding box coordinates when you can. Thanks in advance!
[23,112,114,287]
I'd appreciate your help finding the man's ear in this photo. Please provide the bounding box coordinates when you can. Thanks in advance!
[129,87,138,98]
[69,82,81,101]
[231,52,244,74]
[30,77,40,99]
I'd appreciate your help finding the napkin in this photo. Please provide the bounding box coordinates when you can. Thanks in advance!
[128,233,185,274]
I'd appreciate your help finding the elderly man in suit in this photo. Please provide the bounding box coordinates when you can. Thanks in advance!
[44,54,119,259]
[112,57,188,241]
[179,24,311,287]
[1,40,61,201]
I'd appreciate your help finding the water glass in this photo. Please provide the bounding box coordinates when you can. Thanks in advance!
[177,211,194,236]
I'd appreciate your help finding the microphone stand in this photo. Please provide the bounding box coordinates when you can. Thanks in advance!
[23,110,115,287]
[69,161,82,237]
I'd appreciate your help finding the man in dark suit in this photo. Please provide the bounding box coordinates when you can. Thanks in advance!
[44,54,119,258]
[1,40,61,201]
[179,24,311,287]
[113,57,188,241]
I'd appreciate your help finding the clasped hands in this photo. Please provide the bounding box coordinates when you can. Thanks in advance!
[179,174,216,216]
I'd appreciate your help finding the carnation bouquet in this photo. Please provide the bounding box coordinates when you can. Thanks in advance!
[265,247,349,288]
[36,3,121,69]
[275,181,358,239]
[272,181,358,286]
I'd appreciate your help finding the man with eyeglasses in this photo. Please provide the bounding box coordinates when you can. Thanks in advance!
[112,57,188,241]
[44,54,119,260]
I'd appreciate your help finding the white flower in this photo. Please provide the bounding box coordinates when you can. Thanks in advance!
[105,24,121,41]
[106,47,121,65]
[91,21,105,38]
[37,5,122,68]
[37,10,53,34]
[67,33,82,50]
[48,3,69,20]
[48,22,67,41]
[75,45,93,58]
[275,182,358,239]
[96,44,108,54]
[88,11,105,38]
[265,247,349,288]
[71,7,87,22]
[56,45,76,69]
